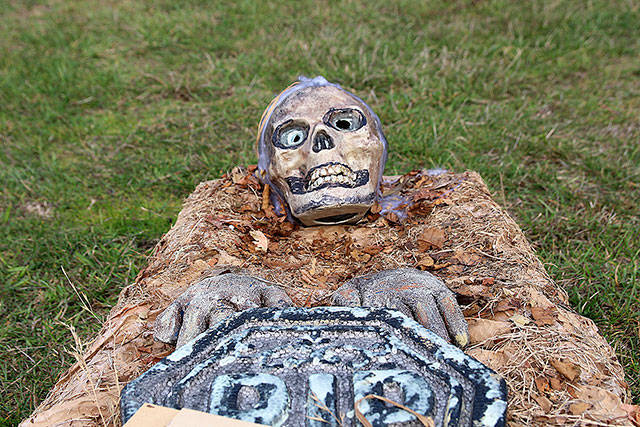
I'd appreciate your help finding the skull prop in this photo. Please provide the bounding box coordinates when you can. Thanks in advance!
[257,77,388,226]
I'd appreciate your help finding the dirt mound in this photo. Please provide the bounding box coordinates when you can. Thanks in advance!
[22,168,633,426]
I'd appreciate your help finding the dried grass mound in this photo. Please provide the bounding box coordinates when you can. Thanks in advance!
[22,168,634,426]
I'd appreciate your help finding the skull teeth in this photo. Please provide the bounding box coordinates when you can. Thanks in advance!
[306,164,357,191]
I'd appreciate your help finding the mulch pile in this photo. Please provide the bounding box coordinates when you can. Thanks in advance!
[22,167,636,426]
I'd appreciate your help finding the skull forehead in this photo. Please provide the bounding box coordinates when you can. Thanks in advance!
[269,85,365,125]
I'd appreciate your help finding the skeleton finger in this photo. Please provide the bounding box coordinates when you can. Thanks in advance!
[205,305,236,331]
[217,287,261,311]
[361,282,398,307]
[176,278,217,303]
[410,295,450,343]
[387,299,413,318]
[398,274,449,301]
[437,293,469,348]
[154,302,182,345]
[330,282,361,306]
[176,302,224,348]
[260,285,293,307]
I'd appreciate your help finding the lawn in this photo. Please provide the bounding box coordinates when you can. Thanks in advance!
[0,0,638,424]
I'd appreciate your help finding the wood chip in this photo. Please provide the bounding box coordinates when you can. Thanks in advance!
[534,377,549,394]
[549,377,563,390]
[534,395,553,413]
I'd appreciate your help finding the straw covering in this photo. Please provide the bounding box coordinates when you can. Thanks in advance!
[22,168,633,426]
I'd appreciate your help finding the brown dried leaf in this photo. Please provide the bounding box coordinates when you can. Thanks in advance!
[384,212,400,223]
[416,255,434,270]
[569,402,591,415]
[308,257,317,275]
[407,201,433,217]
[261,183,272,214]
[575,385,628,420]
[239,202,257,213]
[417,227,445,250]
[510,313,531,326]
[249,230,269,252]
[491,311,513,322]
[529,288,554,309]
[494,298,519,313]
[350,228,378,247]
[432,263,451,270]
[413,175,432,188]
[466,348,509,371]
[362,245,383,255]
[412,188,438,202]
[263,258,304,269]
[433,197,452,206]
[230,166,246,184]
[454,249,481,266]
[576,385,618,404]
[622,404,640,426]
[350,249,371,263]
[531,306,556,326]
[216,250,243,266]
[453,284,489,297]
[447,264,464,274]
[468,319,511,344]
[551,359,581,382]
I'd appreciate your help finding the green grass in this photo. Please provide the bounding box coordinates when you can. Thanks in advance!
[0,0,638,423]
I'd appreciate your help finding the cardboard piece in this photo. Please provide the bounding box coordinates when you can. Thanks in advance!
[123,403,265,427]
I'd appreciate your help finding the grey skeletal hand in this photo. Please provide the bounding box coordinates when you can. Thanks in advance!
[154,273,292,347]
[331,268,469,347]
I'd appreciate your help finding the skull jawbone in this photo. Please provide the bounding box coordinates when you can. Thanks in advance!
[289,186,376,226]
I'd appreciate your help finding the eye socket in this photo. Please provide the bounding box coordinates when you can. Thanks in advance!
[324,108,366,131]
[281,127,306,147]
[272,120,309,149]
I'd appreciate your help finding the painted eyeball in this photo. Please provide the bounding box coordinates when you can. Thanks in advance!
[324,108,366,131]
[281,127,306,147]
[272,121,309,149]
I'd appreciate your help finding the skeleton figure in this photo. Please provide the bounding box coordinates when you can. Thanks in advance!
[155,77,469,349]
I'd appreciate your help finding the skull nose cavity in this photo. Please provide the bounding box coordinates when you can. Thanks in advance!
[312,130,334,153]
